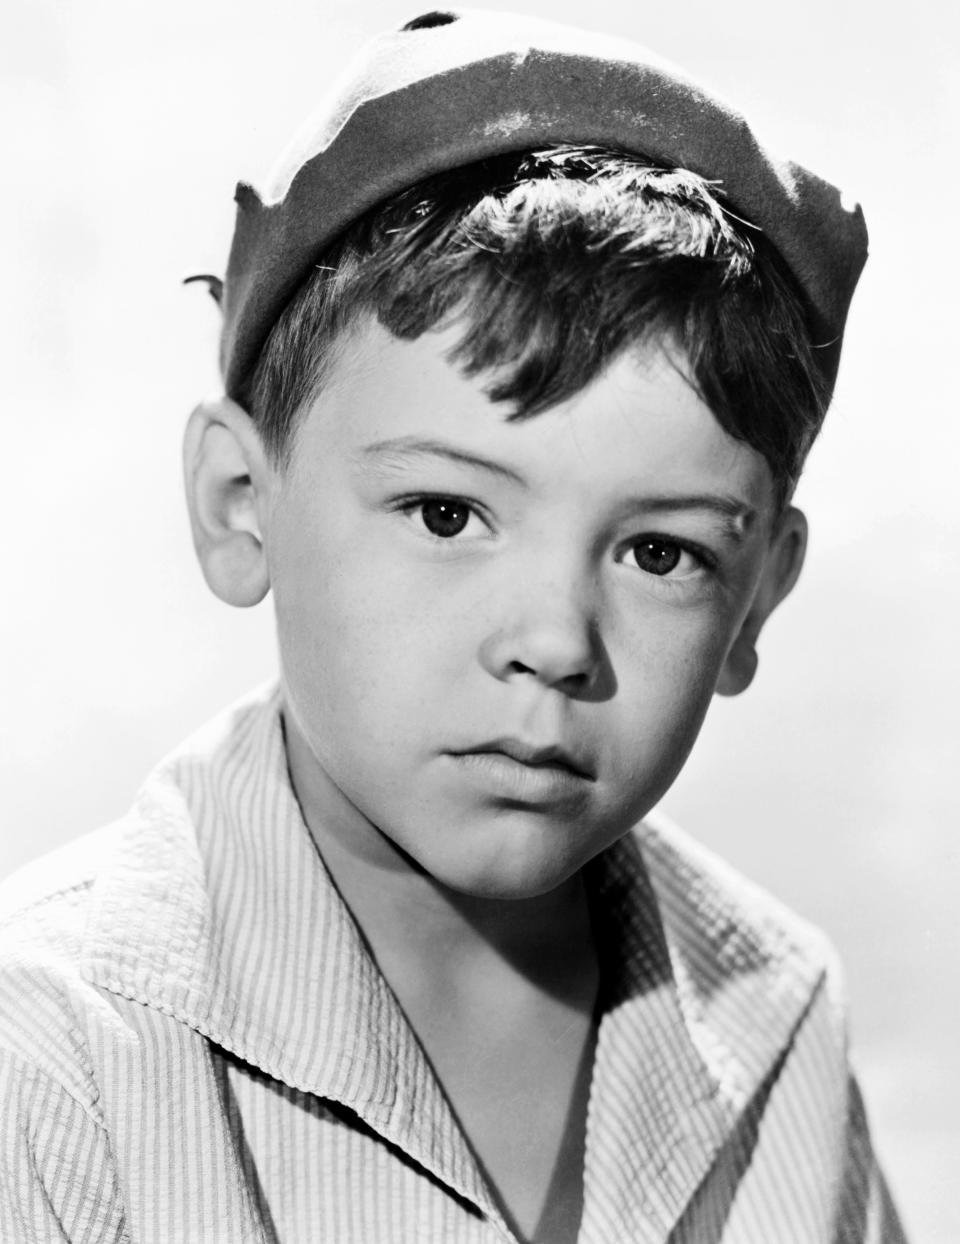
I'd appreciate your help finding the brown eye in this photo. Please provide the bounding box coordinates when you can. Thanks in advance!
[628,539,684,576]
[420,498,471,538]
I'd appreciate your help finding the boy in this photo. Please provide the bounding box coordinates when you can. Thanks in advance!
[0,9,905,1243]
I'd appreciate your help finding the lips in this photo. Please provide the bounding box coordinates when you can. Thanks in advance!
[458,737,595,779]
[445,737,595,804]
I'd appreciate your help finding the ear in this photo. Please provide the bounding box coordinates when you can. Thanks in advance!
[716,506,808,697]
[182,396,273,607]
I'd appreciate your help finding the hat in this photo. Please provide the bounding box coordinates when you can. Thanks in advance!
[216,8,868,401]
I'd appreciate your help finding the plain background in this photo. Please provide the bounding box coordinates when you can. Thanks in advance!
[1,0,957,1238]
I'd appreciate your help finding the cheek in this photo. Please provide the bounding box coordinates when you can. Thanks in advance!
[609,612,733,765]
[271,527,476,743]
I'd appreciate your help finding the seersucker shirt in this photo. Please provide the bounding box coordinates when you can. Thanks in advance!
[0,685,905,1243]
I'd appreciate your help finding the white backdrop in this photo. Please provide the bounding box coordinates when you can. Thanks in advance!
[2,1,957,1238]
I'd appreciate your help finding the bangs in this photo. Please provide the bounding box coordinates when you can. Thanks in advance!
[249,148,827,503]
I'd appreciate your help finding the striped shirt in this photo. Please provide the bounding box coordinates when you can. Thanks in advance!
[0,685,905,1243]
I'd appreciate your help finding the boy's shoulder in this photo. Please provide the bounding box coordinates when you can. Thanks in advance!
[0,819,126,980]
[586,811,848,1125]
[618,810,847,1088]
[0,683,271,939]
[0,686,277,1088]
[638,808,834,969]
[0,820,129,1114]
[0,680,279,955]
[635,807,842,1005]
[0,820,121,925]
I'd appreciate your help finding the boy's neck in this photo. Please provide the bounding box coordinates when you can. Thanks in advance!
[282,709,597,993]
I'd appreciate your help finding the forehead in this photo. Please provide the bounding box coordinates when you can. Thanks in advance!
[290,317,776,518]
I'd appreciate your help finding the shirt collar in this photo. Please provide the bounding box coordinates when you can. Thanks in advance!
[580,825,824,1242]
[82,684,824,1239]
[82,684,500,1222]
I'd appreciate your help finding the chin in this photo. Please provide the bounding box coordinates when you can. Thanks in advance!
[425,831,588,902]
[453,871,570,902]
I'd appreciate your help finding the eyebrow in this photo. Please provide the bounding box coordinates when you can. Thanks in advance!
[356,436,528,486]
[641,493,758,522]
[357,436,758,539]
[633,494,759,542]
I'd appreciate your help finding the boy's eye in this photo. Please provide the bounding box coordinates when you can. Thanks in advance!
[417,497,473,538]
[625,538,701,578]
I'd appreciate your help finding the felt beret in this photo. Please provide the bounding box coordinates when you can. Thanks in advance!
[218,8,868,400]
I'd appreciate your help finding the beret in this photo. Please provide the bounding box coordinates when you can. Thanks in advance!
[218,8,868,400]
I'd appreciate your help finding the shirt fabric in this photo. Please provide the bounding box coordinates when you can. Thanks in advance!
[0,685,905,1243]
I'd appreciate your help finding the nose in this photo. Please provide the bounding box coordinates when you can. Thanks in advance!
[478,574,604,696]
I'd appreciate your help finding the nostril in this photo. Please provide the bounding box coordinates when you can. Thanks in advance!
[400,11,459,31]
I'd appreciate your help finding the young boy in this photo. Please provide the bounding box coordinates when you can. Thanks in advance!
[0,10,906,1243]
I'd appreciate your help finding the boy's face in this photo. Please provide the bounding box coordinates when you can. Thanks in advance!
[241,320,801,900]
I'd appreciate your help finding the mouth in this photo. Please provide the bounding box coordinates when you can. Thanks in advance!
[458,737,595,779]
[445,737,596,804]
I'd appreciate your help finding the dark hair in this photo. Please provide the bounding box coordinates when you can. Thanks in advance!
[244,146,828,504]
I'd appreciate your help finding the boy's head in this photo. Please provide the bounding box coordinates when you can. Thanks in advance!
[183,11,867,898]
